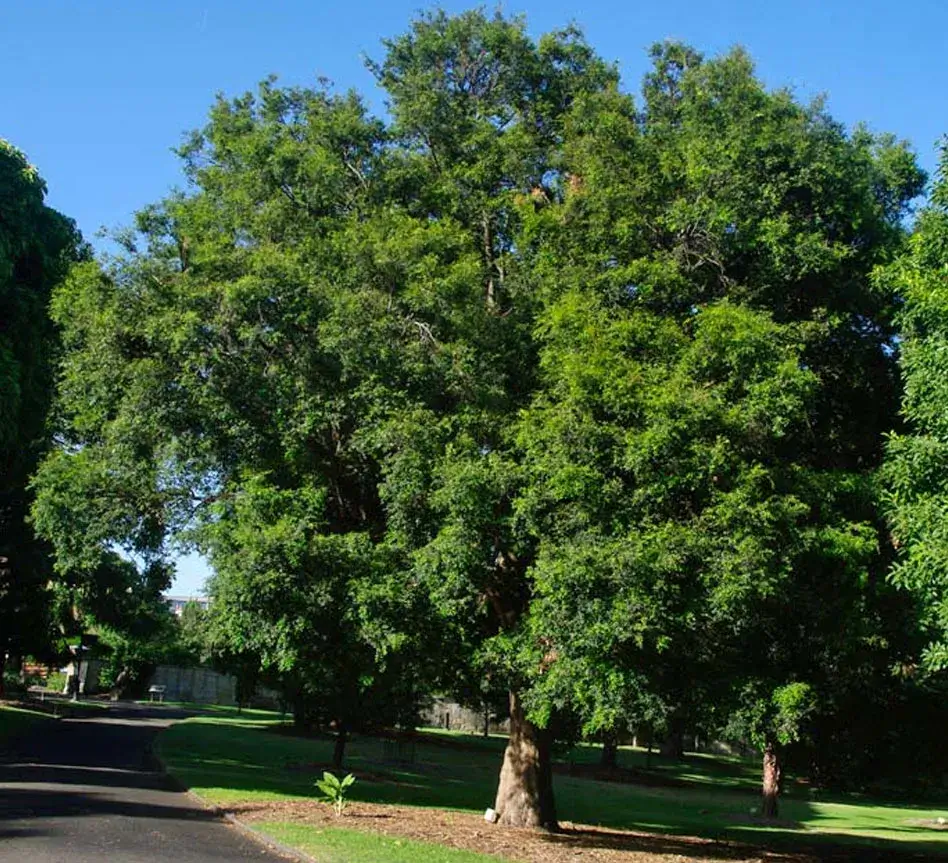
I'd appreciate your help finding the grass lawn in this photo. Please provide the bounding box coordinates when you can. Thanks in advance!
[256,822,506,863]
[157,715,948,859]
[135,700,284,720]
[0,703,55,748]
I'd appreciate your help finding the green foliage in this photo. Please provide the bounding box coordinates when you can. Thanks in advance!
[176,601,211,666]
[884,141,948,670]
[32,9,929,810]
[44,671,67,693]
[0,140,85,679]
[315,770,357,816]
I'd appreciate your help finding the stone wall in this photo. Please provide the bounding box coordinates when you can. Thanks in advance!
[148,665,236,705]
[421,698,510,735]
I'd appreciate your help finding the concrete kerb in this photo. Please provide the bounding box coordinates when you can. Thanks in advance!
[152,749,317,863]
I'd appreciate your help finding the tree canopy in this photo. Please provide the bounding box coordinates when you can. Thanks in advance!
[30,9,931,826]
[884,142,948,670]
[0,139,84,686]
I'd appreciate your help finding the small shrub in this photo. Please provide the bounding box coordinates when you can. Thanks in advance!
[45,671,67,693]
[315,770,356,816]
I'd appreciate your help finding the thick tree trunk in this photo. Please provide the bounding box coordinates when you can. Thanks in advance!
[332,726,347,770]
[600,733,618,768]
[493,691,557,830]
[761,741,781,819]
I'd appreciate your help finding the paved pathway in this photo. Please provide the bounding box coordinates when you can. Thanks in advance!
[0,704,288,862]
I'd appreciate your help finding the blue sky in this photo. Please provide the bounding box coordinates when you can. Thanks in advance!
[5,0,946,594]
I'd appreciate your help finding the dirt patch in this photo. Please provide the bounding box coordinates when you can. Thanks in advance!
[231,798,817,863]
[905,818,948,831]
[720,813,801,830]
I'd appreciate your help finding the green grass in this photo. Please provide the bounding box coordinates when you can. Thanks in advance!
[157,717,948,858]
[256,822,508,863]
[0,703,54,747]
[136,700,285,720]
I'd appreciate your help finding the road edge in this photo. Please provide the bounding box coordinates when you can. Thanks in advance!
[220,811,318,863]
[152,748,317,863]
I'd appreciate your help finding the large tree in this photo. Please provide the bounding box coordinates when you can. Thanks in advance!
[500,44,924,819]
[0,140,84,690]
[32,13,924,829]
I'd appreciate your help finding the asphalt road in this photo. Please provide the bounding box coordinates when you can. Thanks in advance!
[0,704,289,862]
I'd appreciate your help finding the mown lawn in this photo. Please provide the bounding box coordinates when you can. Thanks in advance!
[157,714,948,858]
[256,822,503,863]
[0,703,55,748]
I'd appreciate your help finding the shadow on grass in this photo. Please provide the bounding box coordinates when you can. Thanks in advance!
[548,824,948,861]
[159,720,948,860]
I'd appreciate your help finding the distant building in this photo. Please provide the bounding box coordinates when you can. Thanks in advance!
[165,595,210,617]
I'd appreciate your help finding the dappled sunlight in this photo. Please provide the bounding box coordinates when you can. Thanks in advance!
[158,716,948,858]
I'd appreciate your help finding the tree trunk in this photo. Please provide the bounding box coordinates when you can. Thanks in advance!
[761,741,781,819]
[0,652,6,698]
[492,691,557,830]
[660,714,684,759]
[483,702,491,738]
[482,214,496,308]
[660,730,683,759]
[601,733,618,768]
[332,726,347,770]
[292,690,309,730]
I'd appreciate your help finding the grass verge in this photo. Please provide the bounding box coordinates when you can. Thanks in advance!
[256,821,507,863]
[0,702,55,748]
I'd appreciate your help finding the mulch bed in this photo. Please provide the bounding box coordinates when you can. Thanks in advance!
[231,798,822,863]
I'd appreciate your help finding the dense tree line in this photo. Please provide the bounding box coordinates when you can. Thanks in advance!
[7,8,947,827]
[0,140,84,691]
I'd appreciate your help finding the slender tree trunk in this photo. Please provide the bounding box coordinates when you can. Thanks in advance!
[0,652,6,698]
[601,732,618,768]
[292,690,308,730]
[492,691,557,830]
[483,702,490,738]
[761,740,781,819]
[482,214,495,309]
[332,725,347,770]
[660,714,684,759]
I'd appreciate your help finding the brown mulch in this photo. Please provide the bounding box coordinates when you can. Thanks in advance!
[906,819,948,831]
[231,799,820,863]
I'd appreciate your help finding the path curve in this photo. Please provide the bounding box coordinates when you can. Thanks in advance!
[0,703,289,862]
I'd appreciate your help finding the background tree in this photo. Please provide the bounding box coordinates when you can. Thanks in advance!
[0,139,84,692]
[497,41,924,819]
[885,141,948,669]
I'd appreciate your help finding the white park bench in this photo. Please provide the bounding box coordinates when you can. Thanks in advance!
[148,685,166,703]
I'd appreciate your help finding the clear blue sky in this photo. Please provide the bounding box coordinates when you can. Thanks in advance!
[4,0,946,594]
